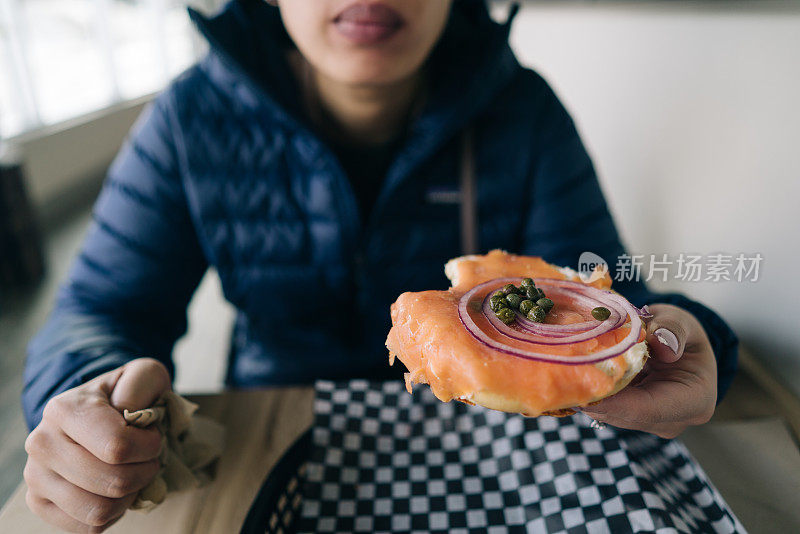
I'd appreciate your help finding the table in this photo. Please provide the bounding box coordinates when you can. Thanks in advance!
[0,387,315,533]
[1,350,799,532]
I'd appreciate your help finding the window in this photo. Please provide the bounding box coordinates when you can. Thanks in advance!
[0,0,208,139]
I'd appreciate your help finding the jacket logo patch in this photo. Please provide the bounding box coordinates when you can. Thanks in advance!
[425,185,461,204]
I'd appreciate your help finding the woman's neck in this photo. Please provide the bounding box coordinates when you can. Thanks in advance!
[293,55,422,147]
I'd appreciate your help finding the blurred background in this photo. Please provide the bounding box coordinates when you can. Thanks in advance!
[1,0,799,529]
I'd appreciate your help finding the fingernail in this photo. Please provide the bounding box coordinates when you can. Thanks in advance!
[654,327,679,355]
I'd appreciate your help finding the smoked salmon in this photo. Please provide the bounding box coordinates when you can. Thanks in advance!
[386,250,649,417]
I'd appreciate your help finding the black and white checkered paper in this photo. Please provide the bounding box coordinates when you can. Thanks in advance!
[288,380,744,533]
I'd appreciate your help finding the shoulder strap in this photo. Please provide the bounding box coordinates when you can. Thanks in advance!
[459,127,479,255]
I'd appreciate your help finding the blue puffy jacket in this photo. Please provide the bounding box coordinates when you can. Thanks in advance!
[23,0,737,430]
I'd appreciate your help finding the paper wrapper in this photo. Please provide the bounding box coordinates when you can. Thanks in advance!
[291,380,745,533]
[123,391,225,511]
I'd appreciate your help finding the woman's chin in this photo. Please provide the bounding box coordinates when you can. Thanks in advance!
[326,66,417,89]
[317,51,421,88]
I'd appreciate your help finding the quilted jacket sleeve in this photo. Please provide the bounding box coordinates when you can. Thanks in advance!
[22,93,208,430]
[520,81,738,401]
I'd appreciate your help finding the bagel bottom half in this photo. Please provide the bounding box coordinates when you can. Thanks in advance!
[453,341,649,417]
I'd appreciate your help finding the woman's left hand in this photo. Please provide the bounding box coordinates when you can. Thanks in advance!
[579,303,717,439]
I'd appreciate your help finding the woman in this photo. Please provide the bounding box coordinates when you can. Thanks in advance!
[22,0,736,531]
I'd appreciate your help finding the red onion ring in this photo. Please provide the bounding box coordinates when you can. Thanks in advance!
[479,278,624,335]
[482,293,625,345]
[457,277,643,364]
[510,285,625,336]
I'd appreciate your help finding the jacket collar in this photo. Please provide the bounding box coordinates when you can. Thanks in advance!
[189,0,520,135]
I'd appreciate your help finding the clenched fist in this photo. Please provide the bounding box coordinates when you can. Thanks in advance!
[24,358,171,533]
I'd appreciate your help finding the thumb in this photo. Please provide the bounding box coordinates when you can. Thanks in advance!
[109,358,172,413]
[645,304,689,363]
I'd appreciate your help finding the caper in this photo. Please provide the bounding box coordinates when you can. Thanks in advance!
[503,284,521,295]
[492,290,506,299]
[490,295,508,312]
[526,286,545,301]
[524,286,539,300]
[527,306,546,323]
[536,298,554,312]
[519,299,534,315]
[520,277,535,289]
[505,293,522,310]
[496,308,516,325]
[592,306,611,321]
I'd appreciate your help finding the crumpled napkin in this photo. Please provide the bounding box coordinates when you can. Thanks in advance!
[123,391,225,511]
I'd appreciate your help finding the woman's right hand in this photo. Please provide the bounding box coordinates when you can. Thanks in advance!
[24,358,170,533]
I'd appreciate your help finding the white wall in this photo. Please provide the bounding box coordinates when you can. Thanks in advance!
[503,2,800,393]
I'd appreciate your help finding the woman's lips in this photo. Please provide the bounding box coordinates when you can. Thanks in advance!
[333,3,404,45]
